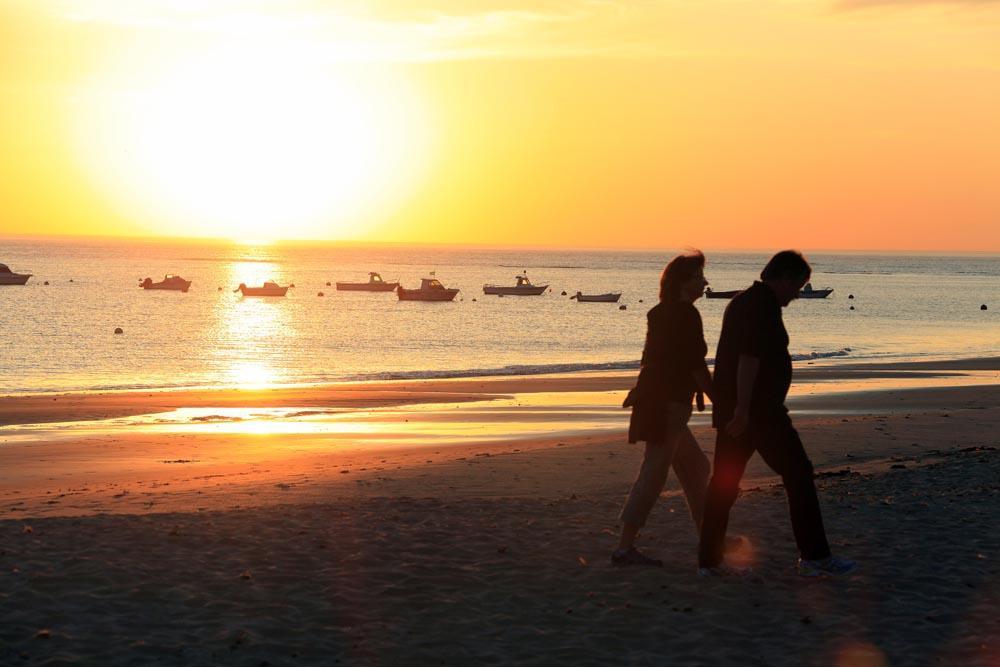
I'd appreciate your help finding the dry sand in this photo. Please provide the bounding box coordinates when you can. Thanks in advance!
[1,358,998,665]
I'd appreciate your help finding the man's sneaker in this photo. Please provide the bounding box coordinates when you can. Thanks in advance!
[611,547,663,568]
[797,556,858,577]
[697,562,753,577]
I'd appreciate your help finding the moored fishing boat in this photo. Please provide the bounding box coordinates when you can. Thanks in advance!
[335,272,399,292]
[396,277,459,301]
[704,287,741,299]
[570,291,621,303]
[141,275,191,292]
[483,273,548,296]
[0,263,31,285]
[235,281,290,297]
[799,282,834,298]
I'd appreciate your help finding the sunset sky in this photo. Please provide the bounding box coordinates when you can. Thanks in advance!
[1,1,998,250]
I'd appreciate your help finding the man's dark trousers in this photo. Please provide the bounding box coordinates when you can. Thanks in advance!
[698,410,832,567]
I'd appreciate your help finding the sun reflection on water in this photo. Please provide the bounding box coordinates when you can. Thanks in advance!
[225,361,280,389]
[210,256,295,389]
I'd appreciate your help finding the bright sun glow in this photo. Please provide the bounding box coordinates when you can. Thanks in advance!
[74,43,433,241]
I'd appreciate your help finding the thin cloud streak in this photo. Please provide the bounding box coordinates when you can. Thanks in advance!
[836,0,1000,9]
[50,1,679,62]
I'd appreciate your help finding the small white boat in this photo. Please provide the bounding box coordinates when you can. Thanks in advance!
[335,272,399,292]
[570,291,621,303]
[799,283,833,299]
[235,281,289,297]
[483,273,549,296]
[141,275,191,292]
[705,287,741,299]
[0,263,31,285]
[397,277,459,302]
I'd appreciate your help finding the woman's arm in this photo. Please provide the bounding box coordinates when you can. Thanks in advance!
[687,307,713,403]
[691,365,713,404]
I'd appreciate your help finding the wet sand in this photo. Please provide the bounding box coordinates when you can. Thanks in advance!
[1,357,998,664]
[3,355,996,427]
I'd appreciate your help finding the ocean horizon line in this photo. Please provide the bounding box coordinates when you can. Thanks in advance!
[3,234,1000,256]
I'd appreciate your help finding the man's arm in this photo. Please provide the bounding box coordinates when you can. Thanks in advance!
[725,354,759,437]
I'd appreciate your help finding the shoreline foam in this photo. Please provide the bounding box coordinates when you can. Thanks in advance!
[4,349,991,398]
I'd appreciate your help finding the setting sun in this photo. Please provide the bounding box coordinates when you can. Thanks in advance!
[72,44,432,241]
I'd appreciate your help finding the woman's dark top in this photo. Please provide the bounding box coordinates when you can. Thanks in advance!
[626,300,709,443]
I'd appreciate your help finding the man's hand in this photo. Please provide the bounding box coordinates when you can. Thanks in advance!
[725,407,749,437]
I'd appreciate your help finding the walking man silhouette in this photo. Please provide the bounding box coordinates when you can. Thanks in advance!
[698,250,857,577]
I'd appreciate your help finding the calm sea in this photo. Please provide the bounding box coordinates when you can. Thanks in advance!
[1,238,997,395]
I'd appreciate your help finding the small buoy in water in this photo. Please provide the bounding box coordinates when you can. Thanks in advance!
[560,290,567,296]
[326,281,331,287]
[69,279,74,282]
[982,304,988,310]
[638,299,643,303]
[114,327,124,334]
[619,304,627,310]
[218,287,223,291]
[289,283,295,288]
[472,298,477,302]
[849,306,855,311]
[848,294,854,299]
[43,281,49,285]
[317,292,324,297]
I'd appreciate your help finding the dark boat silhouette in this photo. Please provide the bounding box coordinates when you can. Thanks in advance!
[396,277,459,302]
[141,275,191,292]
[235,281,289,297]
[483,273,548,296]
[799,283,834,298]
[570,291,621,303]
[705,287,741,299]
[335,272,399,292]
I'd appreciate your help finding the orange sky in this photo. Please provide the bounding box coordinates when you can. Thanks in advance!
[1,1,998,250]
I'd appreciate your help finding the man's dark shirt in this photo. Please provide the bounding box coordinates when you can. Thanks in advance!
[712,281,792,428]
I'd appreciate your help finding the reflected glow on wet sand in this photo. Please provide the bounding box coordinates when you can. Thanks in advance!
[3,370,994,446]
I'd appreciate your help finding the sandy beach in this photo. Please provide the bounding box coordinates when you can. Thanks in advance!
[2,358,998,665]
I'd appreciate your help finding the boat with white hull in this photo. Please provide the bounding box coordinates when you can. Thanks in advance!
[483,274,548,296]
[0,263,31,285]
[397,278,459,302]
[235,281,289,297]
[141,275,191,292]
[799,283,833,299]
[705,287,741,299]
[570,291,621,303]
[336,272,398,292]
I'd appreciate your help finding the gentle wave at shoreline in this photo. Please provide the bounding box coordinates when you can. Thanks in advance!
[1,348,859,395]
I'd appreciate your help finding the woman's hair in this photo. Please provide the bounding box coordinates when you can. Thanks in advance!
[760,250,811,282]
[659,250,705,302]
